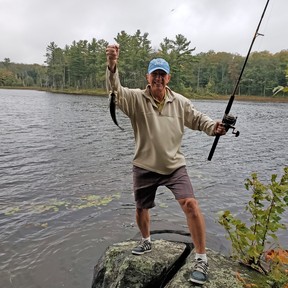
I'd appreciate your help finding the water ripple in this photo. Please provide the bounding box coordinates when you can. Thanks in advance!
[0,90,287,288]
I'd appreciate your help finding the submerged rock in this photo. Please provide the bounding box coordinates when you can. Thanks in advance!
[91,238,268,288]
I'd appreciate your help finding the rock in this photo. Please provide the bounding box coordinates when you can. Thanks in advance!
[166,249,242,288]
[91,239,268,288]
[91,240,188,288]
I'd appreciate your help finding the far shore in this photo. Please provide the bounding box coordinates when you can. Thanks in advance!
[1,86,288,103]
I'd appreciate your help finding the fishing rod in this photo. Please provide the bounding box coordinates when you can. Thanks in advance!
[207,0,270,161]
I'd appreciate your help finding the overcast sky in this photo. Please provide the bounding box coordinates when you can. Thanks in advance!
[0,0,287,64]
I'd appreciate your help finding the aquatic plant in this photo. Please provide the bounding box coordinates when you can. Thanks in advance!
[2,193,121,216]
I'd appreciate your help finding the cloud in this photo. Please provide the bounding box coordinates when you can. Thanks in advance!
[0,0,286,64]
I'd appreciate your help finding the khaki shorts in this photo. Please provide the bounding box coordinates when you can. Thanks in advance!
[133,165,195,209]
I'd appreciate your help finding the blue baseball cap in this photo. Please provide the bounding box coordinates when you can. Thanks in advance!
[148,58,170,74]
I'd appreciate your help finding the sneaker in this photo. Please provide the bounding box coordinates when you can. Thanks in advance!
[132,240,152,255]
[189,258,209,285]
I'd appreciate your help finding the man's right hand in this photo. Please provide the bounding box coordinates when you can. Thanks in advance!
[106,44,119,73]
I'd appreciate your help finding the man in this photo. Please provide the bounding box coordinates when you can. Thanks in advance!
[106,44,226,285]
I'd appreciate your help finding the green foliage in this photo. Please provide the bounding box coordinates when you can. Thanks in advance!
[1,30,288,96]
[273,65,288,96]
[115,30,152,88]
[263,249,288,288]
[273,86,288,95]
[0,62,47,87]
[218,167,288,280]
[39,36,288,97]
[0,69,19,86]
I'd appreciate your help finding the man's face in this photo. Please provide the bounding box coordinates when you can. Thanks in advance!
[146,69,171,94]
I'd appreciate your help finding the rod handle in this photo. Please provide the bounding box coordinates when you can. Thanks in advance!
[207,135,220,161]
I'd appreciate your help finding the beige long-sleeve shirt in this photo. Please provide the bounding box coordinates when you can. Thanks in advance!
[106,68,216,175]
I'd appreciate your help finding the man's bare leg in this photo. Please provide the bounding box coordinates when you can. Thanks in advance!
[178,198,206,253]
[132,208,152,255]
[178,198,209,284]
[135,208,150,238]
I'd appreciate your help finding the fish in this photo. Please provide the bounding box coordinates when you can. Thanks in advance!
[109,91,124,130]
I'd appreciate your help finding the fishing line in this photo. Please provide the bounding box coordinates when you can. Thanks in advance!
[253,0,274,52]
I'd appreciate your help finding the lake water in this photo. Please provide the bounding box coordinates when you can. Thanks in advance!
[0,89,287,288]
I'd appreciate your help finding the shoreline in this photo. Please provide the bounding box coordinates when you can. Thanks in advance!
[189,93,288,103]
[1,86,288,103]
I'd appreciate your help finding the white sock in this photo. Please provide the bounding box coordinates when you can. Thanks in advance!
[142,236,151,242]
[195,253,207,263]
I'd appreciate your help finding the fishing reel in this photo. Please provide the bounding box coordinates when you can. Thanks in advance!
[223,114,240,137]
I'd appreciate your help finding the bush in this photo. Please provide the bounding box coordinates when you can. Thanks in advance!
[218,167,288,286]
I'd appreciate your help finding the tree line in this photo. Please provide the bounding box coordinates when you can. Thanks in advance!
[0,58,46,87]
[1,30,287,97]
